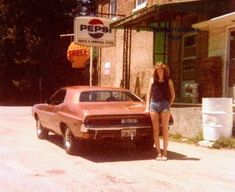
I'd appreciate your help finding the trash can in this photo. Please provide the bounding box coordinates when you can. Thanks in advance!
[202,98,233,141]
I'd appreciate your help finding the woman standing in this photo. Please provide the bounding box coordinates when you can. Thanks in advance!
[145,62,175,161]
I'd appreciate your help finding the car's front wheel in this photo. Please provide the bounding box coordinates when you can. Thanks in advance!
[36,120,48,139]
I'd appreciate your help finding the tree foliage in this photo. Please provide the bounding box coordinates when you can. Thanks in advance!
[73,0,97,16]
[0,0,97,104]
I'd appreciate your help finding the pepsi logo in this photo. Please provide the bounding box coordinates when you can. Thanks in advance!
[80,18,111,39]
[88,19,104,39]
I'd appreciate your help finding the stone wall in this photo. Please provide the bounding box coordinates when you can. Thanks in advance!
[100,30,124,88]
[129,30,153,95]
[98,0,155,93]
[170,105,235,138]
[100,28,154,95]
[170,106,202,138]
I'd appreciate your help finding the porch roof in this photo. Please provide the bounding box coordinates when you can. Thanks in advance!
[192,12,235,30]
[110,0,207,29]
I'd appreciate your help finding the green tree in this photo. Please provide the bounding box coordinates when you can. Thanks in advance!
[73,0,97,16]
[0,0,79,104]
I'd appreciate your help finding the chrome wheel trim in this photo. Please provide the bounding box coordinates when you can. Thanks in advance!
[65,129,72,149]
[36,121,42,135]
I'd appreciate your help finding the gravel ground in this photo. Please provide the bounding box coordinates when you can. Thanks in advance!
[0,106,235,192]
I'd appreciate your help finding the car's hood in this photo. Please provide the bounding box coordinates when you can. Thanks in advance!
[79,102,145,116]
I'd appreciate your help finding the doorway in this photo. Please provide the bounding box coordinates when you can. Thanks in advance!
[228,28,235,102]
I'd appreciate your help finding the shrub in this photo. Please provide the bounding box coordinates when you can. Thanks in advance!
[212,137,235,149]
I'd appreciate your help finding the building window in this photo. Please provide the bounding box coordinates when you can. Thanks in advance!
[182,33,197,71]
[133,0,147,12]
[136,0,146,6]
[110,0,117,18]
[181,33,198,103]
[153,21,169,64]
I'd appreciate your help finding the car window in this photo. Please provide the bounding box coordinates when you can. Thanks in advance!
[79,91,141,102]
[80,91,98,102]
[125,92,142,101]
[49,89,66,105]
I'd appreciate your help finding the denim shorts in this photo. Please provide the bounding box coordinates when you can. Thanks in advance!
[150,100,170,113]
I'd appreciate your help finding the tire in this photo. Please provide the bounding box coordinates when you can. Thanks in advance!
[63,127,78,155]
[36,120,48,139]
[134,136,154,150]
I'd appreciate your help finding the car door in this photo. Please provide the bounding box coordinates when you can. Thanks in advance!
[47,89,66,134]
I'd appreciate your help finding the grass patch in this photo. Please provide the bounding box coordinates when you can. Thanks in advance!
[212,137,235,149]
[188,132,203,144]
[169,133,182,141]
[169,132,203,145]
[169,132,235,149]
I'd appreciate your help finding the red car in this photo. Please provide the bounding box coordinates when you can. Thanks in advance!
[32,86,153,155]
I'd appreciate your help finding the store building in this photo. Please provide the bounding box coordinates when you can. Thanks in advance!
[193,11,235,102]
[97,0,235,103]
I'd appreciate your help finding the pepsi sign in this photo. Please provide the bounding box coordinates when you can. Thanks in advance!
[74,17,115,47]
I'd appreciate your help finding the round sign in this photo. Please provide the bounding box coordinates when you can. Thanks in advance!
[88,18,105,39]
[67,42,90,68]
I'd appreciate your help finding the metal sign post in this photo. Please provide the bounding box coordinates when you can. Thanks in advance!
[90,47,93,86]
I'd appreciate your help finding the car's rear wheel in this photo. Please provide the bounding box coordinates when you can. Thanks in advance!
[36,120,48,139]
[134,136,154,150]
[63,127,78,155]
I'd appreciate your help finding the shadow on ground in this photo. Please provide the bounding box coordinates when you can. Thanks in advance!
[47,134,200,163]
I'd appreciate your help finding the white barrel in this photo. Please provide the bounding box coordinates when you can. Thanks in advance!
[202,98,233,141]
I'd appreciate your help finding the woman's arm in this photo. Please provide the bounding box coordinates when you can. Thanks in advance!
[145,78,153,112]
[168,79,175,106]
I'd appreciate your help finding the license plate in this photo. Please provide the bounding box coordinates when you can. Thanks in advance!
[121,129,136,138]
[121,118,138,124]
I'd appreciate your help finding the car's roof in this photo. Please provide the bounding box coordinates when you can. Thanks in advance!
[63,86,130,92]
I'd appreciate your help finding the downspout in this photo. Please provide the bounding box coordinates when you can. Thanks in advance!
[224,27,230,97]
[98,0,104,86]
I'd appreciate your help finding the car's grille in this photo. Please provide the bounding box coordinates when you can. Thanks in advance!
[84,114,152,128]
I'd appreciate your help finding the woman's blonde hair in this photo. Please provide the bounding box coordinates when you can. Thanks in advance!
[153,62,170,81]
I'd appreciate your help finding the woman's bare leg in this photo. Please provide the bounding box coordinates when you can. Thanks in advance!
[150,112,161,155]
[160,111,171,157]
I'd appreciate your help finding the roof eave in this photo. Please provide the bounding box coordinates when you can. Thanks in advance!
[110,0,205,29]
[192,11,235,30]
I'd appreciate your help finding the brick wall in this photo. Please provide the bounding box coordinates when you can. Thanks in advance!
[168,18,182,99]
[98,0,135,18]
[148,0,202,6]
[97,0,109,16]
[117,0,135,16]
[229,0,235,12]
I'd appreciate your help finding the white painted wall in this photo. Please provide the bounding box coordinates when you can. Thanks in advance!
[207,23,235,96]
[100,29,154,96]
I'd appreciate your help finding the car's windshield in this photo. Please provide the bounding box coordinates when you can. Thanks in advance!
[79,91,142,102]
